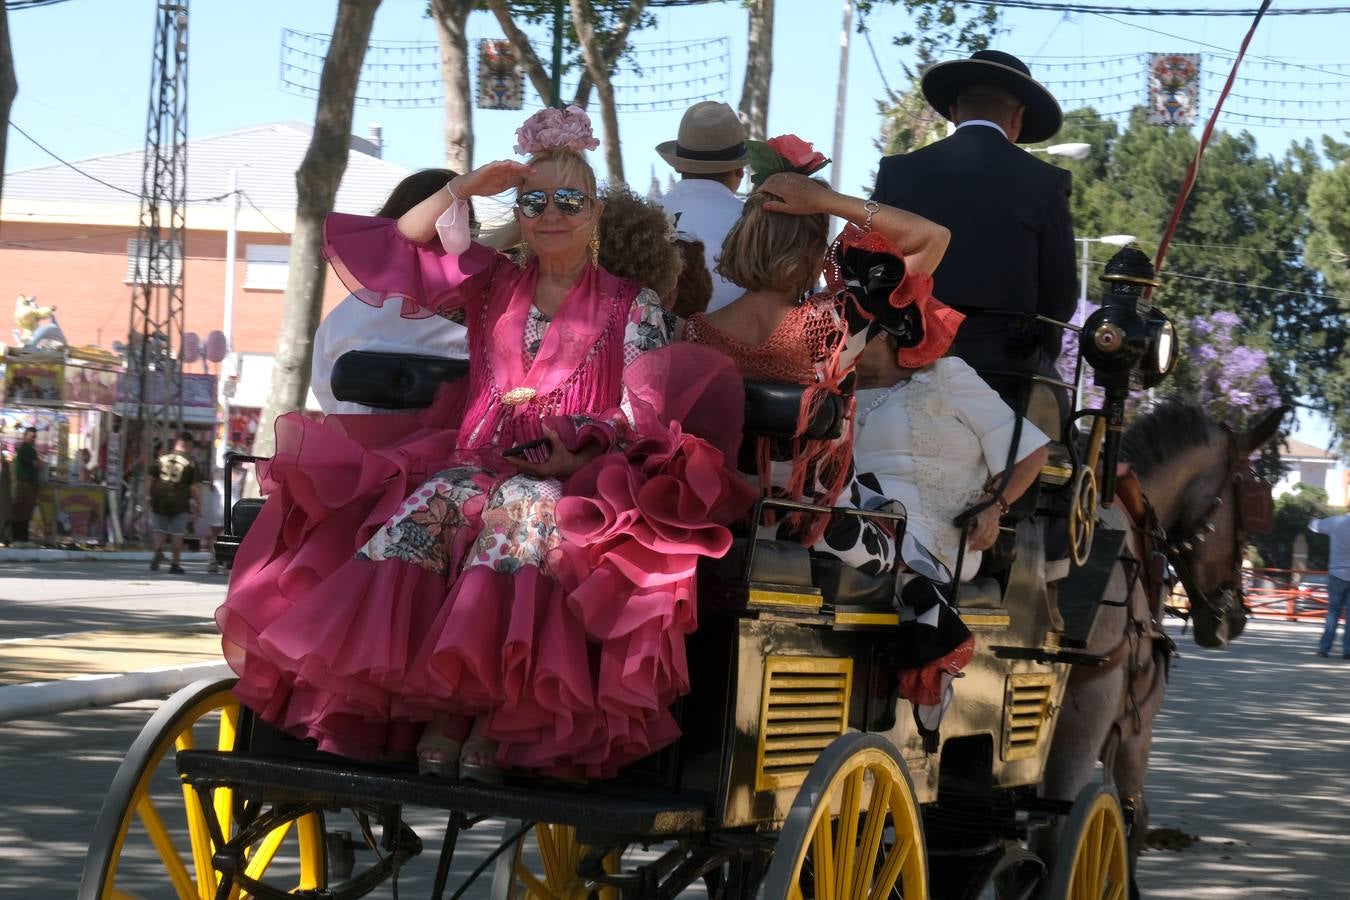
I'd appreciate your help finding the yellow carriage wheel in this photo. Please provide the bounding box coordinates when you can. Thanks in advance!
[492,821,621,900]
[761,733,926,900]
[78,676,326,900]
[1044,784,1130,900]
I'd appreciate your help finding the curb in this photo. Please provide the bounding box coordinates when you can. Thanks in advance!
[0,549,213,563]
[0,660,231,723]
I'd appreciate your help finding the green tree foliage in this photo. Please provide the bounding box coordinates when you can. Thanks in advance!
[1306,137,1350,447]
[1050,108,1346,446]
[1249,482,1333,572]
[864,1,999,165]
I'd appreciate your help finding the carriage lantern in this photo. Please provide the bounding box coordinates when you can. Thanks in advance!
[1077,245,1180,510]
[1081,245,1178,390]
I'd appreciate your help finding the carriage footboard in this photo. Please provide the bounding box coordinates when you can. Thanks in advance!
[176,750,707,840]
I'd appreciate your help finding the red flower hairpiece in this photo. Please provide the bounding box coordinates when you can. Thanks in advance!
[746,134,830,187]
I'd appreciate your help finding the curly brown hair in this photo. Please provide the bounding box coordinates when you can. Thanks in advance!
[670,238,713,318]
[596,184,684,303]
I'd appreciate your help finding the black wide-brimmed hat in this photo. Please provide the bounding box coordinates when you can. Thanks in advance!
[921,50,1063,144]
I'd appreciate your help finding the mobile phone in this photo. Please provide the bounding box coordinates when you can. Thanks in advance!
[502,437,550,458]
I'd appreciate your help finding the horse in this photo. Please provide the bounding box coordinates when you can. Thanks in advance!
[1036,400,1287,898]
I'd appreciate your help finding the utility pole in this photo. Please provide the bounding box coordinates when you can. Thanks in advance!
[124,1,189,542]
[830,0,853,193]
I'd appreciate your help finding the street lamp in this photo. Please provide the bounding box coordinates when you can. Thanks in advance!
[1075,234,1138,399]
[1029,142,1092,160]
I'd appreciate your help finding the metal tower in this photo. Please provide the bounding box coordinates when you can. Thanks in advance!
[124,1,188,535]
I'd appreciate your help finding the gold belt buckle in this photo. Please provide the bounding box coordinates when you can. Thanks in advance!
[501,386,537,406]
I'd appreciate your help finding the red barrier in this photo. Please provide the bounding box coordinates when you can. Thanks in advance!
[1244,567,1329,622]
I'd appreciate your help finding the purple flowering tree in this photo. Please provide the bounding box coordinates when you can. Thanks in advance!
[1057,309,1279,427]
[1184,310,1281,428]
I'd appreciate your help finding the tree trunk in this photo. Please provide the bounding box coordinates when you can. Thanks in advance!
[253,0,380,459]
[486,0,554,104]
[739,0,773,140]
[569,0,648,182]
[570,0,646,110]
[430,0,474,173]
[0,4,16,213]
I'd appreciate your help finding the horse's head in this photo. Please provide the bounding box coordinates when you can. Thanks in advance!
[1123,403,1287,649]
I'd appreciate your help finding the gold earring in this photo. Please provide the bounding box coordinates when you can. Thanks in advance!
[516,241,530,269]
[590,231,600,266]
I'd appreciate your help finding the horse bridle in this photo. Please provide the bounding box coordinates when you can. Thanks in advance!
[1158,427,1271,626]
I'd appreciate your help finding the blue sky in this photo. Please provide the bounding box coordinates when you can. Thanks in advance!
[6,0,1348,445]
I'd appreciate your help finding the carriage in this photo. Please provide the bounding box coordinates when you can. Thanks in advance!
[78,253,1187,900]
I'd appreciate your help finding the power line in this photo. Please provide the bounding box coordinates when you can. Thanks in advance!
[1088,11,1350,81]
[981,0,1350,15]
[10,122,232,203]
[5,0,75,8]
[238,191,287,235]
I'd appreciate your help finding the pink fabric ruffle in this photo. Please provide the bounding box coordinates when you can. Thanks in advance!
[323,212,501,320]
[216,344,751,776]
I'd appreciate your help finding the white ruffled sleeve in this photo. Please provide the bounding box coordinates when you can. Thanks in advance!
[940,358,1050,474]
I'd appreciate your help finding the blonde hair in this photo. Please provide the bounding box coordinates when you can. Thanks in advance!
[596,184,684,302]
[716,189,829,295]
[523,147,597,199]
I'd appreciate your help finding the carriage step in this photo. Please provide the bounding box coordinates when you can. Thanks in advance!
[176,750,707,838]
[989,645,1109,666]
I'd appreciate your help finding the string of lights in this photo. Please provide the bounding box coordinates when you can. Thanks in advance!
[978,0,1350,16]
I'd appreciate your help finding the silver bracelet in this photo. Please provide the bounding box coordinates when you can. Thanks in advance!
[862,199,880,232]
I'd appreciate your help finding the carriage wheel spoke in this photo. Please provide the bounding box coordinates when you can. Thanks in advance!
[134,795,197,900]
[852,771,893,900]
[297,812,325,890]
[110,889,148,900]
[181,781,219,897]
[834,768,864,900]
[241,819,293,882]
[535,824,564,889]
[515,864,552,898]
[867,830,910,900]
[812,807,837,900]
[1105,878,1126,900]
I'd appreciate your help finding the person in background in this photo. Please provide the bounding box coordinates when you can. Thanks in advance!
[11,427,40,545]
[147,431,202,574]
[655,101,748,313]
[310,169,477,415]
[203,467,226,575]
[1311,511,1350,658]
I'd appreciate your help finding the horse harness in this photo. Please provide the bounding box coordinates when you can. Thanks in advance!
[1072,427,1273,785]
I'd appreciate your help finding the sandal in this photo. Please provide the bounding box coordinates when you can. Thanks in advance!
[416,731,462,779]
[458,722,503,784]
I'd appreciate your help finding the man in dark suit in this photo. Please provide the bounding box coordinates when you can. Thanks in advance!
[871,50,1077,412]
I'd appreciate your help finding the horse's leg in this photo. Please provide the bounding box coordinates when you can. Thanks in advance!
[1112,716,1154,900]
[1031,665,1126,896]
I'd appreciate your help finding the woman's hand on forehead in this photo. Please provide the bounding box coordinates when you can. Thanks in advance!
[458,160,535,198]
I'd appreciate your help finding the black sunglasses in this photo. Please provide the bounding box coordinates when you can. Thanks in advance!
[516,188,593,218]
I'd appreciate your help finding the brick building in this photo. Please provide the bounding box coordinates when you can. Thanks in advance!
[0,121,412,419]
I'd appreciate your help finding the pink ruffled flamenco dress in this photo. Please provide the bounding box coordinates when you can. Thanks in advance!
[216,200,754,777]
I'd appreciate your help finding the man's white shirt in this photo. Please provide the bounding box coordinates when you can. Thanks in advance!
[656,179,745,312]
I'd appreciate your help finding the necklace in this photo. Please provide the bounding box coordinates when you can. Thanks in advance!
[857,380,908,428]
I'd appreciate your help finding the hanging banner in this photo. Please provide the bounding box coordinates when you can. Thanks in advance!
[477,39,524,110]
[1148,53,1201,126]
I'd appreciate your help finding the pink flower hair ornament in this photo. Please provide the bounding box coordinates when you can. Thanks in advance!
[513,105,601,156]
[746,134,831,188]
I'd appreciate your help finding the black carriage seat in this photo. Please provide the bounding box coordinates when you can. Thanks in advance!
[701,381,898,612]
[329,351,470,411]
[213,351,470,570]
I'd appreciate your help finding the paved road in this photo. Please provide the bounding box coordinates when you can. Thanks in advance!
[1,559,1347,897]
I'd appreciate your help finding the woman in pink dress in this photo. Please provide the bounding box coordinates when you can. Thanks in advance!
[217,106,752,780]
